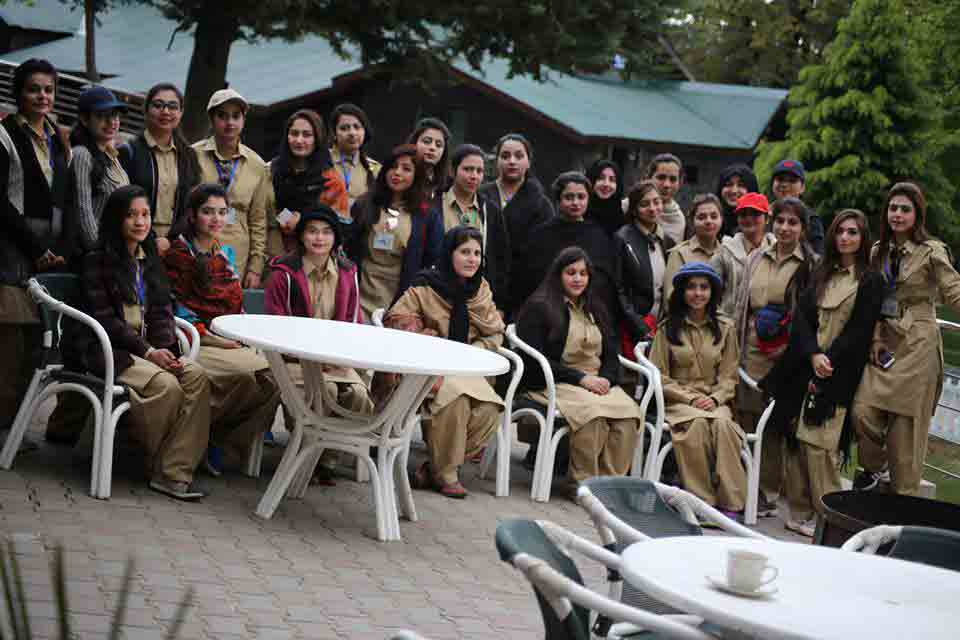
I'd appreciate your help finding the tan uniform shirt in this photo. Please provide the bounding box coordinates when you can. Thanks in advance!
[144,129,179,232]
[305,255,339,321]
[359,205,412,318]
[563,300,603,376]
[193,137,270,276]
[330,146,382,208]
[441,188,482,232]
[15,114,56,185]
[664,235,720,303]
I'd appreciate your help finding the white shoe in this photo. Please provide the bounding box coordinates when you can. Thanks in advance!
[785,518,815,538]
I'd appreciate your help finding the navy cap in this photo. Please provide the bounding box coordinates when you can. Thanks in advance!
[773,159,805,181]
[78,86,127,114]
[672,261,721,289]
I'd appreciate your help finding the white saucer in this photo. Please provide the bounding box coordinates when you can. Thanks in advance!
[705,574,778,598]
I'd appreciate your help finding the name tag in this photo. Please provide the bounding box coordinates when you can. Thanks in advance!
[225,207,238,226]
[880,295,899,318]
[373,232,395,251]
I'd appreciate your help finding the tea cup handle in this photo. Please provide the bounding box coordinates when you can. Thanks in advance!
[760,565,779,586]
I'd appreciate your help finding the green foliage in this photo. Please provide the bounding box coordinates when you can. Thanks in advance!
[0,540,194,639]
[754,0,957,245]
[676,0,851,88]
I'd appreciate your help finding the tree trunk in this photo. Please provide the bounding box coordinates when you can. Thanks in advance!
[84,0,99,82]
[181,12,238,143]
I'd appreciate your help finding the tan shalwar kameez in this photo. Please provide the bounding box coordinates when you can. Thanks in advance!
[529,301,641,482]
[784,266,858,520]
[735,242,806,499]
[388,280,504,485]
[359,205,412,319]
[663,235,720,304]
[853,240,960,495]
[650,316,746,509]
[330,147,381,210]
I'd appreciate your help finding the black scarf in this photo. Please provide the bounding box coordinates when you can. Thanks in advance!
[585,160,625,237]
[407,227,483,343]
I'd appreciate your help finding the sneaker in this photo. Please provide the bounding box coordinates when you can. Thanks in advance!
[785,518,816,538]
[853,468,884,491]
[757,495,778,518]
[204,446,224,477]
[149,478,208,501]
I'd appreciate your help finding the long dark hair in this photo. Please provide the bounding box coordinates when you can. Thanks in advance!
[143,83,201,194]
[407,117,452,191]
[274,108,329,176]
[626,180,660,222]
[179,183,230,290]
[585,159,623,201]
[493,133,535,182]
[521,246,609,343]
[70,115,110,198]
[770,196,817,307]
[871,181,932,271]
[329,103,377,178]
[665,271,722,346]
[356,144,427,222]
[98,185,168,304]
[812,209,872,303]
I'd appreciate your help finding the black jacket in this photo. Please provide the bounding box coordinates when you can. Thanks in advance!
[429,188,511,313]
[0,115,72,284]
[478,177,554,315]
[613,223,675,341]
[760,271,884,450]
[516,299,620,391]
[118,134,198,237]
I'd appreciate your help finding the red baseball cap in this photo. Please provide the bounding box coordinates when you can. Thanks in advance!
[734,192,770,215]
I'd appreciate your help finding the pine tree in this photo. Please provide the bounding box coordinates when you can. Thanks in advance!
[755,0,957,246]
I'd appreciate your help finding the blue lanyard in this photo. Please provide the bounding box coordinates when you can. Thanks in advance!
[135,259,147,338]
[883,250,900,288]
[215,158,240,191]
[339,158,352,192]
[44,131,55,171]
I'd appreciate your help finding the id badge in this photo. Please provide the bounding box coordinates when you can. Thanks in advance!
[225,207,238,226]
[373,232,395,251]
[880,294,899,318]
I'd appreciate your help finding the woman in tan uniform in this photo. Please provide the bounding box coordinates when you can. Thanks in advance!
[735,196,817,515]
[345,144,443,320]
[664,193,723,303]
[710,192,775,318]
[387,226,505,498]
[650,262,746,517]
[761,210,883,536]
[852,182,960,495]
[516,247,641,497]
[164,184,281,476]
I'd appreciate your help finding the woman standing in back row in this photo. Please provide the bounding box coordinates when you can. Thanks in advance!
[852,182,960,496]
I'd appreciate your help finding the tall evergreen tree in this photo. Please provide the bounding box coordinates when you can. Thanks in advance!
[755,0,956,246]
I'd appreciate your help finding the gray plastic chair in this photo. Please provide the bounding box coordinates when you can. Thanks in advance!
[843,525,960,572]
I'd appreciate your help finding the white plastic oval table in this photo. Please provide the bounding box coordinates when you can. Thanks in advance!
[211,314,509,541]
[621,536,960,640]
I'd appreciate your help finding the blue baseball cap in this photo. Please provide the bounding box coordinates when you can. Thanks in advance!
[673,261,721,289]
[78,86,127,114]
[772,159,805,181]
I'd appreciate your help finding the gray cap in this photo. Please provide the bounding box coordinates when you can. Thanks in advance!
[206,88,248,114]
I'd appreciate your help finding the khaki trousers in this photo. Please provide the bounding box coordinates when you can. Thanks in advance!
[204,363,281,464]
[739,407,783,500]
[118,356,210,484]
[568,417,638,483]
[853,402,926,495]
[428,396,500,484]
[783,441,841,521]
[0,324,41,428]
[671,417,746,510]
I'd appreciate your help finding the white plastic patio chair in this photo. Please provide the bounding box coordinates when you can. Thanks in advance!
[0,275,199,499]
[638,344,773,525]
[841,525,903,554]
[373,308,524,497]
[496,518,716,640]
[842,524,960,572]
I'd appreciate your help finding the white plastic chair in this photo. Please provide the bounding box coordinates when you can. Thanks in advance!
[374,309,524,497]
[506,325,651,502]
[841,525,903,554]
[636,340,773,525]
[0,276,199,499]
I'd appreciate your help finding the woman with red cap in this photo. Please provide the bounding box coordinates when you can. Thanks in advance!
[734,196,817,517]
[710,192,775,318]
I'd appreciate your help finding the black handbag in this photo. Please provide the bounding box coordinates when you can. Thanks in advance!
[803,380,837,427]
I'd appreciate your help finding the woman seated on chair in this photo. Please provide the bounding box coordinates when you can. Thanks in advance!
[164,183,281,476]
[68,185,211,500]
[516,247,641,495]
[264,205,374,484]
[649,262,747,518]
[386,225,505,499]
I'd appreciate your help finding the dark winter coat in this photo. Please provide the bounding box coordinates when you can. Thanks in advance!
[613,223,676,341]
[118,134,199,237]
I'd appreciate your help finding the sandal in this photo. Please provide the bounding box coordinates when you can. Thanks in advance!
[437,481,468,499]
[410,461,434,490]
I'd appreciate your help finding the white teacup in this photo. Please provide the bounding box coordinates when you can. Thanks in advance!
[726,549,778,591]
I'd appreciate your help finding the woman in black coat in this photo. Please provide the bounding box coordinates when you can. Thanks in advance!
[585,159,625,237]
[477,133,554,316]
[613,180,675,357]
[760,209,882,537]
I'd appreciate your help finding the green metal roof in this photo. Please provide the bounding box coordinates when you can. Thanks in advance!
[2,1,785,150]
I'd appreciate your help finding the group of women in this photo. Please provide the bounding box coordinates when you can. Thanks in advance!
[2,58,957,523]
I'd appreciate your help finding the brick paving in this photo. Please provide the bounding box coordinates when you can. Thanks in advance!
[0,402,801,639]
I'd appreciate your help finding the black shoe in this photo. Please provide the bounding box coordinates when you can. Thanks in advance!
[149,478,209,501]
[853,469,884,491]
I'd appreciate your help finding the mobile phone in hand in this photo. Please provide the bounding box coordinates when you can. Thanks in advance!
[878,350,896,369]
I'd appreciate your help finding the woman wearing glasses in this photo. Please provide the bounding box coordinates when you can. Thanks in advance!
[70,86,130,252]
[119,83,201,255]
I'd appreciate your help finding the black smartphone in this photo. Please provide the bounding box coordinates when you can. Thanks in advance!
[878,350,895,369]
